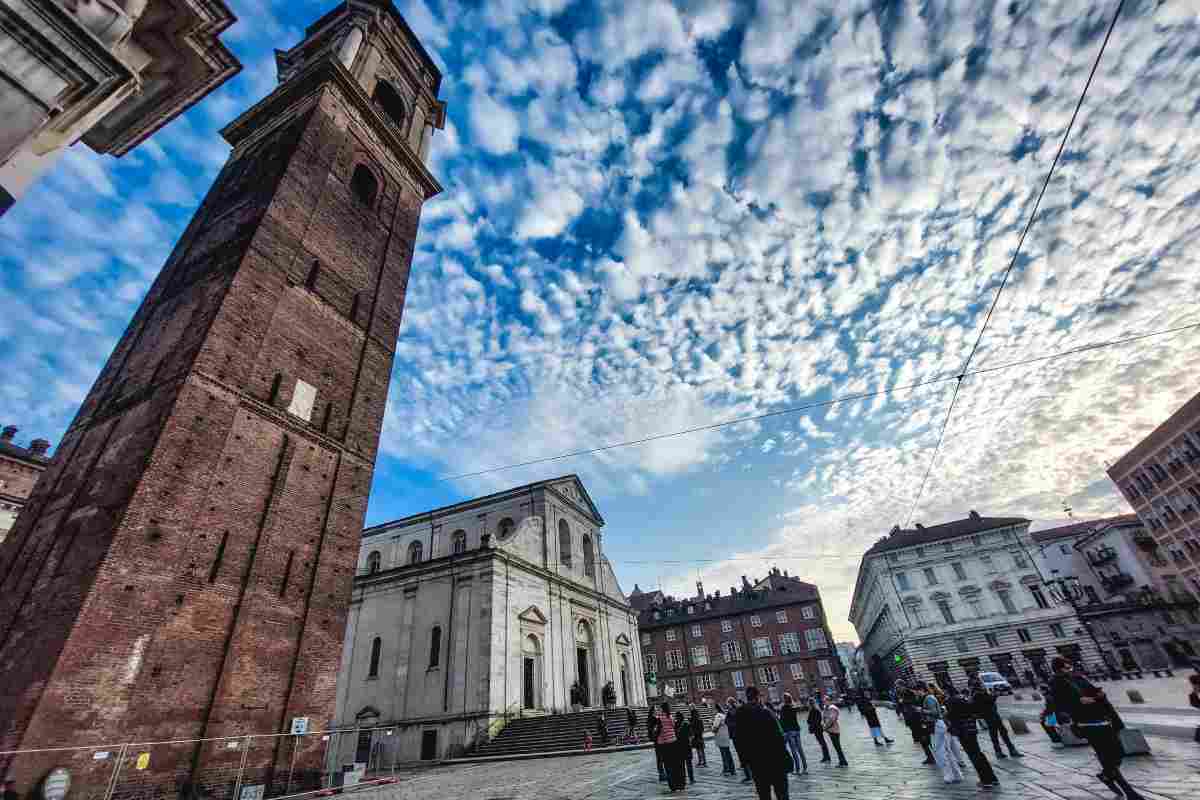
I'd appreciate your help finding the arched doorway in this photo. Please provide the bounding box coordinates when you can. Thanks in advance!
[575,620,595,706]
[522,634,542,710]
[619,653,631,707]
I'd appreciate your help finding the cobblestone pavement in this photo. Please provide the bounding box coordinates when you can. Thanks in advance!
[368,717,1200,800]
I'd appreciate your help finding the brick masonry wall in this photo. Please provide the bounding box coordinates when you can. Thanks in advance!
[0,29,440,800]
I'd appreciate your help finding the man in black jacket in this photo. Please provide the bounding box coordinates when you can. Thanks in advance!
[735,686,791,800]
[807,696,831,762]
[948,686,999,789]
[970,678,1021,758]
[1049,657,1145,800]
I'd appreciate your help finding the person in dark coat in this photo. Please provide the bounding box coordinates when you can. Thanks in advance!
[899,687,936,764]
[626,706,639,743]
[597,713,609,746]
[947,687,999,789]
[648,708,666,781]
[855,695,894,746]
[970,677,1021,758]
[779,693,807,774]
[675,712,696,785]
[689,705,707,766]
[806,696,831,762]
[726,697,753,783]
[734,686,791,800]
[1049,656,1145,800]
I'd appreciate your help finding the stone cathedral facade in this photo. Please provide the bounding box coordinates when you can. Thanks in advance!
[0,2,444,797]
[333,476,646,763]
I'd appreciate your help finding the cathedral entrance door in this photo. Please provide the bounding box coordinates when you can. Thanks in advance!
[523,657,536,709]
[577,647,590,706]
[620,665,629,706]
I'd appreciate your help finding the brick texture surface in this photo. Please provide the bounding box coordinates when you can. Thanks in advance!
[0,9,442,797]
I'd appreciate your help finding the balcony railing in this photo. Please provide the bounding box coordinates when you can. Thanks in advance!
[1100,572,1135,591]
[1088,546,1118,566]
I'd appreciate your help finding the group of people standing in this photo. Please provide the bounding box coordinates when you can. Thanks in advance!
[647,703,708,791]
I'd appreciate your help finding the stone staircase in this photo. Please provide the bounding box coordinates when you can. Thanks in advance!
[471,705,718,759]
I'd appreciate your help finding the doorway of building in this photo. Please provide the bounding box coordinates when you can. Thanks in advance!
[620,654,630,706]
[523,657,536,709]
[354,730,372,764]
[576,647,590,705]
[420,730,438,761]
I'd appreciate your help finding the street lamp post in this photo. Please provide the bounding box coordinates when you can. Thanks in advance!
[1044,570,1111,679]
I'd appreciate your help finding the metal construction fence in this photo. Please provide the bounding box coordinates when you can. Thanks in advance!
[0,723,442,800]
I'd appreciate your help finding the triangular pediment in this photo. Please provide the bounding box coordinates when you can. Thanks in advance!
[518,605,547,625]
[615,633,631,646]
[355,705,381,720]
[549,476,604,525]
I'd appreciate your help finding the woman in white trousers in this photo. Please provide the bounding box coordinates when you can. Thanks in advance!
[923,685,965,784]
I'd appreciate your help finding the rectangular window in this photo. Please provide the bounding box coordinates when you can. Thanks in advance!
[985,633,999,648]
[687,605,695,615]
[952,562,967,580]
[721,640,743,663]
[1060,544,1071,555]
[968,598,984,618]
[666,629,677,642]
[644,653,658,672]
[1014,552,1029,569]
[776,610,788,623]
[1017,628,1032,643]
[1030,586,1049,609]
[998,590,1017,614]
[695,673,717,691]
[750,614,762,627]
[752,637,772,658]
[924,567,939,586]
[789,662,803,679]
[666,650,685,670]
[817,659,833,677]
[732,670,745,688]
[1049,623,1065,638]
[896,572,911,590]
[779,632,801,654]
[801,606,815,620]
[943,542,954,553]
[641,632,651,646]
[667,678,689,697]
[758,665,780,684]
[691,645,709,667]
[721,619,732,632]
[691,625,702,638]
[937,601,955,625]
[917,547,926,556]
[955,638,968,653]
[805,628,827,650]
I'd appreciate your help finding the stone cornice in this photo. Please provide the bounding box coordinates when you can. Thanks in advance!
[220,56,442,200]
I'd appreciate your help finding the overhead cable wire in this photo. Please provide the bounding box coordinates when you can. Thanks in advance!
[901,0,1127,527]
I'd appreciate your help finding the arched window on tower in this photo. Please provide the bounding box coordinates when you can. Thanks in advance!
[582,534,595,577]
[498,517,515,539]
[367,636,381,678]
[452,530,467,555]
[408,540,423,565]
[559,520,572,567]
[429,625,442,668]
[372,80,407,131]
[350,164,378,206]
[366,550,381,574]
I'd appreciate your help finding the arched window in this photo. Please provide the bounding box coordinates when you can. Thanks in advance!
[350,164,378,206]
[367,636,381,678]
[452,530,467,555]
[408,540,423,565]
[498,517,515,539]
[372,80,407,131]
[582,534,595,577]
[558,520,572,567]
[366,550,381,574]
[429,625,442,668]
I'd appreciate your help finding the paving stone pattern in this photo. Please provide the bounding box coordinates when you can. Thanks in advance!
[369,716,1199,800]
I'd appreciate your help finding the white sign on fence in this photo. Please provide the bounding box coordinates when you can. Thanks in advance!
[290,716,310,735]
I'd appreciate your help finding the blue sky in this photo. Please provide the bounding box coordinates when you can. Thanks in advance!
[3,0,1200,641]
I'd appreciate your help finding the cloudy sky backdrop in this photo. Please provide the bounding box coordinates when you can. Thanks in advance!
[2,0,1199,640]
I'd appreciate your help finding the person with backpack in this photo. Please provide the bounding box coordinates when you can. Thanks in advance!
[1049,656,1145,800]
[713,700,737,775]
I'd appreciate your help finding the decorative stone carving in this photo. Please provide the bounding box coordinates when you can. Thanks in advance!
[338,26,364,69]
[60,0,138,47]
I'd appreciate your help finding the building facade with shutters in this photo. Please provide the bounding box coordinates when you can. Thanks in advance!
[849,512,1100,692]
[332,475,644,763]
[1032,515,1200,672]
[632,569,843,706]
[1106,390,1200,601]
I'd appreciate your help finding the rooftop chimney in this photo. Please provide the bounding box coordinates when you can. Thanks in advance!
[696,580,704,598]
[915,523,925,530]
[714,589,721,598]
[29,439,50,457]
[969,510,981,520]
[1,426,15,442]
[730,586,737,597]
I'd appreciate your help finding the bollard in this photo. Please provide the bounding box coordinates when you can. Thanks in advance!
[1126,689,1145,704]
[1007,717,1030,735]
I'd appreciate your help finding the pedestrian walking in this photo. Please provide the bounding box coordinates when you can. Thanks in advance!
[655,702,686,791]
[689,705,708,766]
[948,686,999,789]
[597,713,609,747]
[626,706,639,744]
[807,696,832,762]
[735,686,792,800]
[900,686,936,764]
[923,683,964,784]
[821,695,849,767]
[970,677,1021,758]
[675,712,696,785]
[713,701,737,775]
[727,697,754,783]
[1049,656,1146,800]
[855,695,893,746]
[778,693,808,775]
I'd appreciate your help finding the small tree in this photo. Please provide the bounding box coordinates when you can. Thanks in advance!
[602,681,617,708]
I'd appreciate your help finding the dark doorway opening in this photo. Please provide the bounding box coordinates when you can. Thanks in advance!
[420,730,438,761]
[576,648,590,706]
[354,730,372,764]
[523,657,536,709]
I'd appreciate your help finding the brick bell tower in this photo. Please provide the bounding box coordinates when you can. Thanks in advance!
[0,2,444,796]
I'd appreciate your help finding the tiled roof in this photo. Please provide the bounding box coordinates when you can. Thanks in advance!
[864,514,1030,556]
[637,572,820,627]
[1031,514,1140,543]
